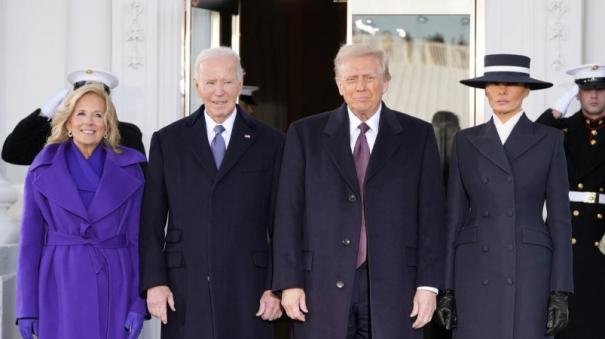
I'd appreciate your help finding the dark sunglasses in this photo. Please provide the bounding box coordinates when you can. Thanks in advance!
[73,81,111,95]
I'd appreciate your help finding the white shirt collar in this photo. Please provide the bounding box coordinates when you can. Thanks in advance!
[347,104,381,152]
[493,110,524,144]
[204,107,237,147]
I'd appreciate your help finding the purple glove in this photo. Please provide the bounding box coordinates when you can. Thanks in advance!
[17,318,38,339]
[124,312,145,339]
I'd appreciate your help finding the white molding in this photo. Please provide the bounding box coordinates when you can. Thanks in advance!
[126,0,145,70]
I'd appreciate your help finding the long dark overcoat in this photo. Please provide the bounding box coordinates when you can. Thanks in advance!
[444,114,574,339]
[537,109,605,339]
[273,103,445,339]
[16,143,146,339]
[139,106,284,339]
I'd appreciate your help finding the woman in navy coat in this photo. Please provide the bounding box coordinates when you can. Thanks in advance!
[437,54,574,339]
[16,83,146,339]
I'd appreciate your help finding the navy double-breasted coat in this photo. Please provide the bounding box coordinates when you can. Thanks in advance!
[445,114,573,339]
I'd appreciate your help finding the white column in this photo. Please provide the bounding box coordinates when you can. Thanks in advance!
[0,177,20,339]
[66,0,112,71]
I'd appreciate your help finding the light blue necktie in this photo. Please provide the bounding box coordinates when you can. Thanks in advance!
[211,125,226,169]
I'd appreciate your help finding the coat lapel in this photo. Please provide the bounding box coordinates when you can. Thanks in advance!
[466,119,512,175]
[322,104,360,195]
[33,143,89,219]
[365,105,405,183]
[215,108,257,183]
[87,149,144,223]
[183,106,218,179]
[503,113,545,162]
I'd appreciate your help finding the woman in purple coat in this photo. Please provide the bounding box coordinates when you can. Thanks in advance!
[15,83,146,339]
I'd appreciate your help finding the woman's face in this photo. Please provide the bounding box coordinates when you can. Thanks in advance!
[485,83,530,117]
[66,92,107,157]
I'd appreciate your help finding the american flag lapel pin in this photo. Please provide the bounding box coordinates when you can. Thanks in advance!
[244,134,251,139]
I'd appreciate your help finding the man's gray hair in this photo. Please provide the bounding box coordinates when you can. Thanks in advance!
[334,44,391,81]
[193,47,245,81]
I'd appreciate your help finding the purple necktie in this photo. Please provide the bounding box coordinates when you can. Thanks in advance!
[354,123,370,267]
[211,125,226,169]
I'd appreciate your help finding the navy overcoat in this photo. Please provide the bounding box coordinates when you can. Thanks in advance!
[139,106,284,339]
[444,114,573,339]
[273,103,445,339]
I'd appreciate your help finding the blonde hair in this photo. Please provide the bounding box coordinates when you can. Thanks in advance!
[47,83,122,153]
[334,43,391,81]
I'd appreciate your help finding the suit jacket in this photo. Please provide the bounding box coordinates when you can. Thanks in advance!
[1,108,146,165]
[139,105,284,339]
[273,103,445,339]
[16,142,146,338]
[445,114,573,339]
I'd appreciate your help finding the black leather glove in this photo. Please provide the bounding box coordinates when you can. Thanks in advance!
[545,291,569,336]
[436,289,457,330]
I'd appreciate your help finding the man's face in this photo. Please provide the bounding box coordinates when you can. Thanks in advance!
[577,88,605,118]
[194,57,242,123]
[336,55,388,121]
[484,83,529,118]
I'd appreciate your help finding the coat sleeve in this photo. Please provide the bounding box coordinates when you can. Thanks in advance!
[1,109,50,165]
[535,109,561,129]
[545,131,573,293]
[416,125,446,289]
[265,135,285,291]
[272,124,306,292]
[16,170,45,318]
[127,165,147,315]
[444,134,469,290]
[139,132,170,295]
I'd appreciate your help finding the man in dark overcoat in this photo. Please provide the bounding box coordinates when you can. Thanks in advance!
[139,47,283,339]
[273,43,445,339]
[536,64,605,339]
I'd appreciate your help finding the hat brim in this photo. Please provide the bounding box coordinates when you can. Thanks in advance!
[460,72,552,90]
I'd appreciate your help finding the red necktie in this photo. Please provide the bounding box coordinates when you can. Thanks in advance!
[354,123,370,267]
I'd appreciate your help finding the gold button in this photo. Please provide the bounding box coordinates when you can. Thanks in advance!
[563,128,569,133]
[586,119,591,124]
[577,183,584,190]
[591,139,597,145]
[598,213,603,220]
[595,241,600,247]
[600,187,604,192]
[592,130,598,136]
[571,238,577,245]
[600,120,604,125]
[572,210,580,217]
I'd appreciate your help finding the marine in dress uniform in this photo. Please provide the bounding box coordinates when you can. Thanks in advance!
[536,64,605,339]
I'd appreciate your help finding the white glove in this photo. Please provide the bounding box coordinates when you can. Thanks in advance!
[599,233,605,255]
[40,88,69,119]
[550,84,579,118]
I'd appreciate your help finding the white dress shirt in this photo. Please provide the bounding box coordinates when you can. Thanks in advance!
[204,107,237,148]
[493,110,524,144]
[347,105,438,295]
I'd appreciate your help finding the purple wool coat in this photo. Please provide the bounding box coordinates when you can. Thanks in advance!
[16,142,146,339]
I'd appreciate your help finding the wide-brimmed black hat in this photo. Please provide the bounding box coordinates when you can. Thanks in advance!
[460,54,552,90]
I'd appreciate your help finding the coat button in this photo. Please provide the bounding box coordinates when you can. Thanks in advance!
[571,238,577,245]
[597,213,603,220]
[595,241,600,247]
[481,279,489,286]
[482,210,489,217]
[336,281,345,288]
[572,210,580,217]
[342,239,351,246]
[506,278,514,286]
[481,177,489,184]
[577,183,584,190]
[591,139,597,146]
[348,194,357,202]
[600,188,604,192]
[592,130,598,136]
[507,210,514,217]
[482,245,489,253]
